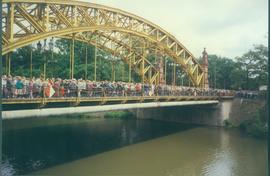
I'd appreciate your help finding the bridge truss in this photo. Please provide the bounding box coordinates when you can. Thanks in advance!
[2,0,206,87]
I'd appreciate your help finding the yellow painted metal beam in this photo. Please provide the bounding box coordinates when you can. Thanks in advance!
[2,0,205,87]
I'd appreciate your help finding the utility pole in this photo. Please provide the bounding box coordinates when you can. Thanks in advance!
[129,57,132,82]
[128,34,132,83]
[164,58,167,84]
[181,77,183,86]
[7,53,11,76]
[85,45,88,80]
[43,39,47,80]
[141,40,146,96]
[69,36,75,79]
[94,37,97,81]
[111,61,115,81]
[30,48,32,78]
[214,64,216,89]
[122,62,125,81]
[173,63,176,86]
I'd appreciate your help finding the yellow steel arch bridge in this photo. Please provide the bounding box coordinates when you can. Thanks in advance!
[2,0,206,87]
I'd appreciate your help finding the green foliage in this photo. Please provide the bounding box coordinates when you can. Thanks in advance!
[208,55,240,89]
[207,44,268,90]
[239,120,267,138]
[239,110,268,138]
[236,45,268,90]
[224,104,267,138]
[4,38,267,90]
[104,111,135,119]
[223,119,234,128]
[4,38,135,81]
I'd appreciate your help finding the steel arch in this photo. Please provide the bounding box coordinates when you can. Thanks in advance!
[2,0,206,87]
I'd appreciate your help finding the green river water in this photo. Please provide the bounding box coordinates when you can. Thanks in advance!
[2,116,267,176]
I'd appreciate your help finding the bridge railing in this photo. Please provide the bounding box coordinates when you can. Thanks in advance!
[2,84,235,100]
[234,91,266,100]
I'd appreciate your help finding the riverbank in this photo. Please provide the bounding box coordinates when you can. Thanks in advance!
[224,103,267,138]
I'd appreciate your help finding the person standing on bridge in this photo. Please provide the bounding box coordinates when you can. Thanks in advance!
[60,79,65,97]
[22,77,28,98]
[2,75,7,98]
[6,76,12,98]
[29,78,34,99]
[77,79,86,97]
[53,78,61,97]
[15,77,23,98]
[11,76,17,98]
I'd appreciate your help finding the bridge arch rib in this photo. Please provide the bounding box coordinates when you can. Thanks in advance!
[2,0,205,87]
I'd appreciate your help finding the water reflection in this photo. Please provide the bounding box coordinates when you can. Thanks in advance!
[202,150,236,176]
[2,117,194,176]
[36,128,267,176]
[1,157,16,176]
[201,128,267,176]
[201,128,236,176]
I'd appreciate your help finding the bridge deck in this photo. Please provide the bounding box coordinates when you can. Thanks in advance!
[3,100,220,119]
[3,96,221,105]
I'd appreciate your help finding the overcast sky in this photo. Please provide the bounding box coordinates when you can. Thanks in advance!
[81,0,268,58]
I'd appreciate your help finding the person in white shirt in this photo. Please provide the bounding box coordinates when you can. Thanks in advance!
[2,75,7,98]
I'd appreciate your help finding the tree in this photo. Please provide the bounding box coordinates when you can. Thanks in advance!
[236,44,268,90]
[207,55,241,89]
[3,38,267,90]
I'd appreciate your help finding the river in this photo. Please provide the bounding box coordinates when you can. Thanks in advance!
[2,116,267,176]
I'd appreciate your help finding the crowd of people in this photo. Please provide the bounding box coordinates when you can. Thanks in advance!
[2,75,235,99]
[234,90,264,99]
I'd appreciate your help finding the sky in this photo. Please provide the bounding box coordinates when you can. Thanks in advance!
[80,0,268,58]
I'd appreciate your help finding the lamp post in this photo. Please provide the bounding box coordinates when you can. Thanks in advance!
[168,62,178,86]
[18,55,23,72]
[47,59,57,78]
[173,63,176,86]
[214,64,216,89]
[129,56,132,83]
[28,45,33,78]
[37,41,42,51]
[37,41,43,78]
[37,39,48,79]
[164,58,167,85]
[6,52,11,76]
[48,38,54,77]
[48,38,57,78]
[107,55,120,82]
[111,60,115,82]
[43,40,47,80]
[177,71,185,86]
[96,53,103,81]
[69,35,75,79]
[121,61,125,81]
[94,37,98,81]
[49,38,54,59]
[85,45,88,80]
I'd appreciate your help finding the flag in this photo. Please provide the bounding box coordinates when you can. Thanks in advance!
[49,86,55,97]
[45,85,55,98]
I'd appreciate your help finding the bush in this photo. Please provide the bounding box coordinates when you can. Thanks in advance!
[104,111,135,119]
[239,111,268,138]
[223,119,234,128]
